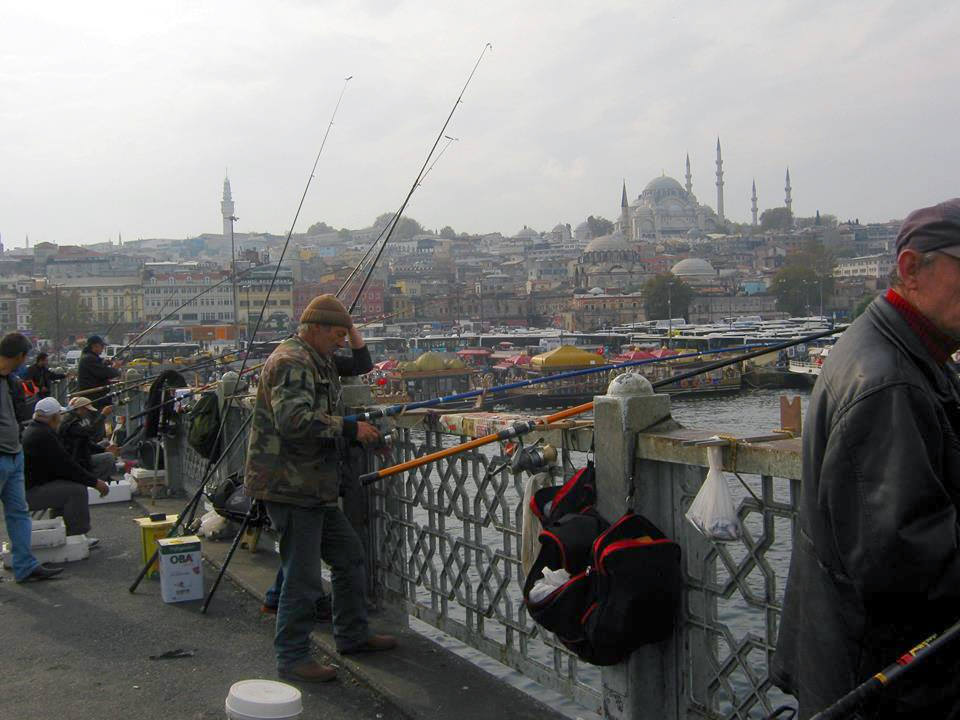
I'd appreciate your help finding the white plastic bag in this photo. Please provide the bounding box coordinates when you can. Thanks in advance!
[528,566,571,604]
[685,445,742,541]
[520,471,556,581]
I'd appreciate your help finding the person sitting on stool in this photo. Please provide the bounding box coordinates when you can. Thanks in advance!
[59,397,119,483]
[23,397,108,547]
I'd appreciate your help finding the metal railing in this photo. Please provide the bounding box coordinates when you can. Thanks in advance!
[369,418,602,713]
[155,381,802,720]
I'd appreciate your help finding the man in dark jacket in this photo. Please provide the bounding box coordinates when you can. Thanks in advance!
[60,396,119,482]
[23,397,109,540]
[772,199,960,718]
[25,352,66,399]
[76,336,120,410]
[0,334,62,582]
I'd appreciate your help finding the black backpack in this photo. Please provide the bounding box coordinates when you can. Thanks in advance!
[523,463,682,666]
[187,392,222,460]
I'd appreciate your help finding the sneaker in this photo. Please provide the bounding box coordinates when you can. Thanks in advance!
[17,563,64,583]
[86,537,100,549]
[279,660,337,683]
[339,634,398,655]
[260,603,278,615]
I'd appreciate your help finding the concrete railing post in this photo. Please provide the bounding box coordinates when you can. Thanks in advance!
[123,370,144,438]
[216,371,246,480]
[594,373,683,720]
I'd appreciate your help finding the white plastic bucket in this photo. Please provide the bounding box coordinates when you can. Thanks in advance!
[225,679,302,720]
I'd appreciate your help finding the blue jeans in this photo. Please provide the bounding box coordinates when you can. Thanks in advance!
[0,452,40,581]
[265,568,331,608]
[265,502,369,669]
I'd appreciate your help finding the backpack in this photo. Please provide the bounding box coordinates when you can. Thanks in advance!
[523,463,682,666]
[187,392,222,460]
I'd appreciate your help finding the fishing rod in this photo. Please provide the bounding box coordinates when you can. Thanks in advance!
[809,617,960,719]
[347,337,817,423]
[335,134,460,302]
[112,261,273,361]
[347,42,492,313]
[358,326,845,486]
[130,74,353,593]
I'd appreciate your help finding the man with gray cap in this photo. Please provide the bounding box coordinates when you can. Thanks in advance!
[773,199,960,718]
[60,396,119,483]
[245,294,396,683]
[23,396,108,542]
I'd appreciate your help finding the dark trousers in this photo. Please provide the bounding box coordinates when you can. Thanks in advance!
[265,502,369,669]
[26,480,91,535]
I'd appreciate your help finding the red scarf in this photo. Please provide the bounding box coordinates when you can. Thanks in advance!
[883,288,959,364]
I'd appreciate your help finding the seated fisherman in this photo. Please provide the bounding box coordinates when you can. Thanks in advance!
[23,397,108,545]
[59,397,119,482]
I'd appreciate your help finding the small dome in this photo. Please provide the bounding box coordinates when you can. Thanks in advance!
[584,230,631,254]
[643,175,684,194]
[514,226,540,238]
[588,287,604,295]
[671,257,716,277]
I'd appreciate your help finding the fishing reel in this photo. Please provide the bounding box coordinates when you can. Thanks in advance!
[494,437,558,476]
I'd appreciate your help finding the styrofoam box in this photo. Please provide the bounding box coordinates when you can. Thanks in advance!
[30,518,67,548]
[88,479,133,505]
[131,467,164,480]
[3,534,89,569]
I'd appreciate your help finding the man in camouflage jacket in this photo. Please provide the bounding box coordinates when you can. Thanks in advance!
[245,294,397,683]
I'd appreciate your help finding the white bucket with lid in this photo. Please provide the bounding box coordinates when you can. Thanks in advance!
[226,679,302,720]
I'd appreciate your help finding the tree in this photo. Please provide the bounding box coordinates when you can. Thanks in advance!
[307,221,335,235]
[31,289,93,341]
[439,225,457,239]
[854,294,875,318]
[760,207,793,231]
[643,274,692,322]
[586,215,614,238]
[374,212,423,240]
[337,228,352,241]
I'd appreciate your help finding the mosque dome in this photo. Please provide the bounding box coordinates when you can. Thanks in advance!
[671,257,716,277]
[584,230,631,254]
[514,226,540,239]
[643,175,685,194]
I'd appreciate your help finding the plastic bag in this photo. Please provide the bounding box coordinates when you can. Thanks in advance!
[521,471,556,581]
[685,445,742,541]
[528,566,571,604]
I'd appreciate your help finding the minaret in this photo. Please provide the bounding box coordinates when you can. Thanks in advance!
[620,180,630,237]
[784,167,793,214]
[751,179,758,226]
[715,138,725,220]
[221,174,235,239]
[685,153,692,194]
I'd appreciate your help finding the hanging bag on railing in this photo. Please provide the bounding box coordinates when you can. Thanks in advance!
[530,460,598,524]
[523,463,682,667]
[580,511,682,665]
[685,445,742,541]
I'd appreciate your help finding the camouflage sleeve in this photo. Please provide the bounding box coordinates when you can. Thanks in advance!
[268,363,344,440]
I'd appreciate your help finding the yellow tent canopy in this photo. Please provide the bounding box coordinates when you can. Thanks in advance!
[531,344,608,369]
[414,351,448,372]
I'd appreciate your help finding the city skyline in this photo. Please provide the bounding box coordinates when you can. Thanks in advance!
[2,1,958,247]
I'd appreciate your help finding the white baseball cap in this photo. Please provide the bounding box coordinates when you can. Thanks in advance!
[34,396,66,418]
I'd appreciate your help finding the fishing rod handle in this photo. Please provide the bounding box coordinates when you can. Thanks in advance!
[359,420,536,485]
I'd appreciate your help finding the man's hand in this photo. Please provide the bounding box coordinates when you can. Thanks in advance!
[95,480,109,497]
[348,325,365,349]
[106,444,120,457]
[356,421,381,445]
[101,405,113,417]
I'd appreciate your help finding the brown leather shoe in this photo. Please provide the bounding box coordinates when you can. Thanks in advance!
[339,634,398,655]
[279,660,337,683]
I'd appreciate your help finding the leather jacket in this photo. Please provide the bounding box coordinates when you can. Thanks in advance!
[772,297,960,718]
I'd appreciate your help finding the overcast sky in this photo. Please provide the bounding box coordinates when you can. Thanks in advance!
[2,1,958,248]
